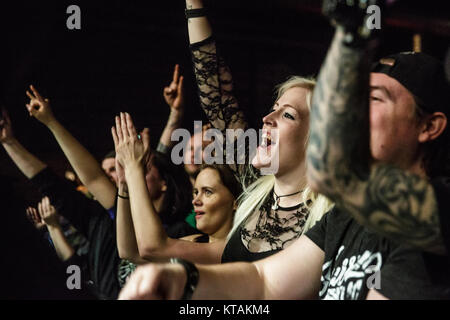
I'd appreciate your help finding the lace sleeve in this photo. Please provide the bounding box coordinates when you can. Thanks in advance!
[190,37,247,132]
[190,37,259,187]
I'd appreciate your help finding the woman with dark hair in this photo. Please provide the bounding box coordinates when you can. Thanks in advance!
[150,151,194,227]
[113,113,241,264]
[115,145,201,285]
[21,84,201,292]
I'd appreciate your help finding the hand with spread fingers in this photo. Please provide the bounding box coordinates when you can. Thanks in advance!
[0,109,14,145]
[115,126,151,187]
[26,206,46,230]
[112,112,151,172]
[25,85,56,126]
[37,196,60,227]
[163,64,185,113]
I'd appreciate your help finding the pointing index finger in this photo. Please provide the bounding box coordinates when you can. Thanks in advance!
[173,64,180,84]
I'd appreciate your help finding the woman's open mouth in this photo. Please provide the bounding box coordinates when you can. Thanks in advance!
[195,210,205,219]
[260,130,275,149]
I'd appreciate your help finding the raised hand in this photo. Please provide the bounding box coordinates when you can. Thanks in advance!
[163,64,185,112]
[25,85,55,126]
[115,156,127,186]
[37,196,60,227]
[26,206,46,229]
[0,109,14,144]
[322,0,380,38]
[112,113,151,171]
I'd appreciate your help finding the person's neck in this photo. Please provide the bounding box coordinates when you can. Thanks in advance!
[388,151,428,179]
[209,217,233,241]
[405,159,428,179]
[273,162,308,207]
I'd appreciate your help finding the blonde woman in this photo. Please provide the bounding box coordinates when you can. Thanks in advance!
[186,0,333,263]
[113,0,333,266]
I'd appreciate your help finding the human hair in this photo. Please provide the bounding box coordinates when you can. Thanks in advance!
[102,150,116,162]
[227,76,334,241]
[413,99,450,178]
[198,164,242,200]
[150,151,193,225]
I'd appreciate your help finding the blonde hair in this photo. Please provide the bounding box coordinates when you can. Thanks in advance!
[227,76,334,241]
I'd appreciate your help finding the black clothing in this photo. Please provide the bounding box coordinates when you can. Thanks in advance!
[305,208,450,300]
[165,221,202,239]
[221,224,281,263]
[191,36,310,263]
[0,175,94,299]
[433,177,450,257]
[31,168,120,299]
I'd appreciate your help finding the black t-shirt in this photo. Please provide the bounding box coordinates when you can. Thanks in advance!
[221,225,281,263]
[306,208,450,300]
[31,168,120,299]
[432,177,450,257]
[0,175,94,299]
[165,220,202,239]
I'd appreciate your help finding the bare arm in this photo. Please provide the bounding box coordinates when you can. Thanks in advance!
[25,85,116,209]
[114,113,224,264]
[38,197,75,261]
[115,157,149,264]
[1,138,47,179]
[118,235,324,300]
[0,109,46,178]
[157,64,185,154]
[306,5,445,254]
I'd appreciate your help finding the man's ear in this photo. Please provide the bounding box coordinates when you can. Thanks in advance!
[160,180,168,192]
[418,112,447,143]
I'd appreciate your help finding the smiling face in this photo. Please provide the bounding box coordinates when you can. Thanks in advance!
[369,73,423,169]
[252,86,311,177]
[192,168,235,238]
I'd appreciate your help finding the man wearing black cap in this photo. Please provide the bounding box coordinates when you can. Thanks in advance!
[307,3,450,254]
[305,0,450,299]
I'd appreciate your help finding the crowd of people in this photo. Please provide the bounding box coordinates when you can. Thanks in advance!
[1,0,450,300]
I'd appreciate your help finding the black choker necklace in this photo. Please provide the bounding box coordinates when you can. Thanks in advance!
[272,189,304,211]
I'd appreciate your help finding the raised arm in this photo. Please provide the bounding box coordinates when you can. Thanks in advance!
[118,235,324,300]
[306,1,445,254]
[186,0,247,132]
[37,197,75,261]
[0,109,46,178]
[113,113,224,264]
[25,85,116,209]
[114,128,149,265]
[157,64,185,154]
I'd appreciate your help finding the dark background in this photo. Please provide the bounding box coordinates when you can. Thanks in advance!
[1,0,449,206]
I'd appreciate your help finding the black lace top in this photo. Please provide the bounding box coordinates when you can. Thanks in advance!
[190,36,310,262]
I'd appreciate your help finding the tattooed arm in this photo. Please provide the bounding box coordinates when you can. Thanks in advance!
[306,26,445,255]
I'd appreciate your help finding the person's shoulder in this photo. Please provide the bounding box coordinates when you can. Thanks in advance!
[166,221,203,238]
[324,206,351,223]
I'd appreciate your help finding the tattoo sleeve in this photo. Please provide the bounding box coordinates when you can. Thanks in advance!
[307,27,445,254]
